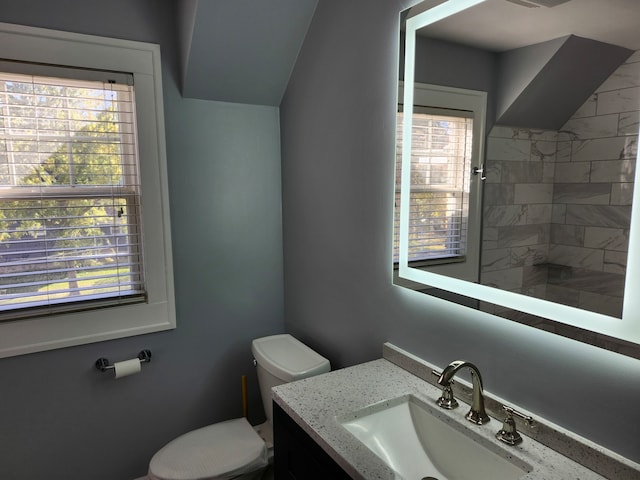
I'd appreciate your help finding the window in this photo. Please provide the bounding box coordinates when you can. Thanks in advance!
[0,23,175,357]
[0,69,144,318]
[394,107,473,264]
[395,83,486,283]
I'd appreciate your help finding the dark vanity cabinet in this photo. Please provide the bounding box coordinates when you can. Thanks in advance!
[273,402,352,479]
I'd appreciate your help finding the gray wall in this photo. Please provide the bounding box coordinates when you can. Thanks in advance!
[400,33,498,126]
[280,0,640,464]
[414,35,498,127]
[0,1,284,479]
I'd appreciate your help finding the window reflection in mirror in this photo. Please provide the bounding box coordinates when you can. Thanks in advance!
[396,83,486,283]
[394,107,473,267]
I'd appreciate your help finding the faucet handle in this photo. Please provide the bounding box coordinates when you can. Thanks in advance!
[432,370,459,409]
[496,405,534,446]
[431,369,455,386]
[431,369,445,380]
[436,383,459,410]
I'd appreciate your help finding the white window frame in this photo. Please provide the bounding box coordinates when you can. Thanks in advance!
[0,23,175,358]
[394,104,475,266]
[397,82,486,283]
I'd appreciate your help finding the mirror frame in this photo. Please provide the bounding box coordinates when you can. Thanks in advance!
[397,0,640,357]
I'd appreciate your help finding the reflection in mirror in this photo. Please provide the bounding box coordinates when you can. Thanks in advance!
[395,82,486,283]
[394,0,640,358]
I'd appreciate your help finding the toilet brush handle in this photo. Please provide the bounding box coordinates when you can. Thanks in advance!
[242,375,248,417]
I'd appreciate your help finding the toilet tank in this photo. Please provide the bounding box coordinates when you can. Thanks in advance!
[252,334,330,423]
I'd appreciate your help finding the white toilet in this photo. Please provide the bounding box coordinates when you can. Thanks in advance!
[147,334,331,480]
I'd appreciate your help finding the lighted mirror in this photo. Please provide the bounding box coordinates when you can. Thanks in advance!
[395,0,640,358]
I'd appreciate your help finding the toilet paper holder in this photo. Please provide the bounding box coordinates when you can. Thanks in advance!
[95,349,152,373]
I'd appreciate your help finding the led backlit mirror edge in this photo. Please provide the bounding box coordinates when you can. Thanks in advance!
[397,0,640,355]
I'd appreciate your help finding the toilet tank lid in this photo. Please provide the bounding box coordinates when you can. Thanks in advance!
[252,334,330,382]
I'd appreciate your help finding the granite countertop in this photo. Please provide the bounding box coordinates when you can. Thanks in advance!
[272,349,636,480]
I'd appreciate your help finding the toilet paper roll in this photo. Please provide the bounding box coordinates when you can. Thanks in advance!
[114,358,142,379]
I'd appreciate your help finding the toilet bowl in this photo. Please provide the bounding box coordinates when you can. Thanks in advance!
[147,334,330,480]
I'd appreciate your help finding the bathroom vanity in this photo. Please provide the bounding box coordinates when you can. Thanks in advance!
[273,402,351,479]
[272,343,640,480]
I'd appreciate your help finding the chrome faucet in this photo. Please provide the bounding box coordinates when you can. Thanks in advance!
[437,360,490,425]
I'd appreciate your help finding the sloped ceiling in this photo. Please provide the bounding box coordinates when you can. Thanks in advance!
[496,35,633,129]
[411,0,640,130]
[177,0,318,106]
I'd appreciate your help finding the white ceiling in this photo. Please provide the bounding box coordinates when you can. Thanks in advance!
[414,0,640,52]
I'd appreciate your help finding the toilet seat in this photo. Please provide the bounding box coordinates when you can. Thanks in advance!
[148,418,268,480]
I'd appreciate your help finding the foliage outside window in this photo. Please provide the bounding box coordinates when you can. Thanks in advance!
[0,71,144,319]
[394,107,473,264]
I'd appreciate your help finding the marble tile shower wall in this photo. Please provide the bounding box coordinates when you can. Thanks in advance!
[482,50,639,317]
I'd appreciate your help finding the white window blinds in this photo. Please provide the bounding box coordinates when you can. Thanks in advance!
[0,68,145,319]
[394,107,473,263]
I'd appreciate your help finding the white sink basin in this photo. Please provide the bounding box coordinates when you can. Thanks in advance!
[339,394,531,480]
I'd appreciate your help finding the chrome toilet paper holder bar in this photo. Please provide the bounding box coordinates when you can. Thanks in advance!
[95,349,152,372]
